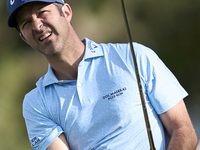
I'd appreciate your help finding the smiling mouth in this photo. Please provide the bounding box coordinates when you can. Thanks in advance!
[39,32,52,41]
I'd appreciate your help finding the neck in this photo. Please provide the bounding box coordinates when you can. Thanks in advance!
[46,36,85,81]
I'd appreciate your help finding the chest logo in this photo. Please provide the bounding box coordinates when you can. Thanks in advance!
[103,87,127,100]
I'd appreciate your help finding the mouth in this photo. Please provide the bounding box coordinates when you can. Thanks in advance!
[39,32,52,42]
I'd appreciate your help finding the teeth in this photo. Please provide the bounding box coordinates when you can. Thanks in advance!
[40,32,51,41]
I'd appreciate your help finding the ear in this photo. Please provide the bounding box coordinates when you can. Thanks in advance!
[62,3,72,22]
[20,33,29,44]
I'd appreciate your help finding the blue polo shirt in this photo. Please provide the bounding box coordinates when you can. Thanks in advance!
[23,38,188,150]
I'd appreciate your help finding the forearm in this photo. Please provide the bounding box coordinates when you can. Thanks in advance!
[159,100,198,150]
[167,126,198,150]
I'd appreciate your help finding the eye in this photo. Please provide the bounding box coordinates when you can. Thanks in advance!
[22,20,30,29]
[40,11,46,14]
[39,10,48,16]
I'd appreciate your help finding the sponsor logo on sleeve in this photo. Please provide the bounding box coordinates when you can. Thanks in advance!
[31,137,40,147]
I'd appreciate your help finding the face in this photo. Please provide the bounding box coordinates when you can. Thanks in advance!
[16,2,72,55]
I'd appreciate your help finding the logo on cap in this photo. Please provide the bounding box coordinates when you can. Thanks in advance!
[10,0,15,5]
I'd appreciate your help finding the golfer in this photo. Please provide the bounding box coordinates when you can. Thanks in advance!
[7,0,198,149]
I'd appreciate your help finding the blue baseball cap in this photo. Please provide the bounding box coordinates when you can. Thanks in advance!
[7,0,65,28]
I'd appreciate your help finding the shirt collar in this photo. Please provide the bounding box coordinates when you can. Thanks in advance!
[40,38,104,87]
[82,38,104,60]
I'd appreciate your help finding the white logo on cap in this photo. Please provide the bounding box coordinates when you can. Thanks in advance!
[10,0,15,5]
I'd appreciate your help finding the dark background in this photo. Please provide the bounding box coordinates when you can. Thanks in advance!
[0,0,199,149]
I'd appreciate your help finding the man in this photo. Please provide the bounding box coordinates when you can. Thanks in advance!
[7,0,198,149]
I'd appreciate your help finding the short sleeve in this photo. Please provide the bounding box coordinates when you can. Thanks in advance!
[23,89,64,150]
[134,43,188,114]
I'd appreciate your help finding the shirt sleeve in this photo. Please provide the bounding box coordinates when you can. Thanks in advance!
[23,89,64,150]
[133,43,188,114]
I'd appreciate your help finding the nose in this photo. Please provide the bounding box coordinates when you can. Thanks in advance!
[32,17,43,31]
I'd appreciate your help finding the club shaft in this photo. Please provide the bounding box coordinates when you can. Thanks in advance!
[121,0,156,149]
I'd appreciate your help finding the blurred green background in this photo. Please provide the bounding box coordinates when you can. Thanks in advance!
[0,0,199,149]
